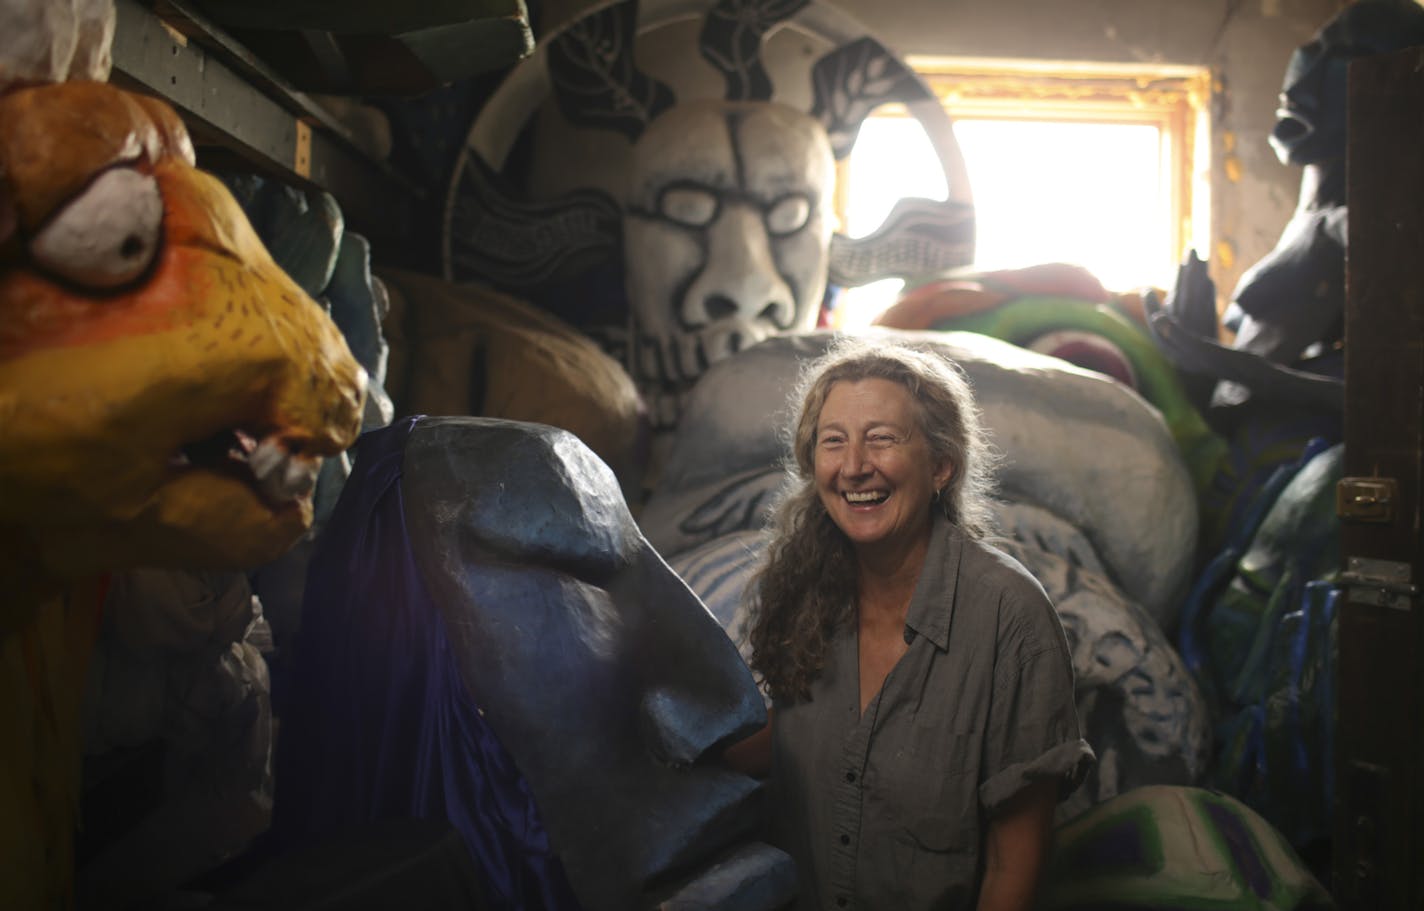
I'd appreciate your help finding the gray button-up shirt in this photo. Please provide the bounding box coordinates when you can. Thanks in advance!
[769,515,1094,910]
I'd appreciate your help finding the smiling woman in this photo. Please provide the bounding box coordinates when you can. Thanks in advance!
[812,377,951,560]
[742,338,1094,911]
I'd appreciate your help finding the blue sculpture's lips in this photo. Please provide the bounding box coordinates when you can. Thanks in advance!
[639,773,793,908]
[613,764,770,897]
[634,768,798,910]
[648,841,797,910]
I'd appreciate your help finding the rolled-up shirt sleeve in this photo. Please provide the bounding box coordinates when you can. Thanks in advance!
[978,601,1095,815]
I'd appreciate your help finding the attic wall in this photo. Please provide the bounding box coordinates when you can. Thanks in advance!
[541,0,1347,306]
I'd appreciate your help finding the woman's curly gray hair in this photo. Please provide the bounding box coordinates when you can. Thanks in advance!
[748,336,998,703]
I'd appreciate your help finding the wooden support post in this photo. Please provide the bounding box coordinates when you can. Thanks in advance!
[1335,45,1424,910]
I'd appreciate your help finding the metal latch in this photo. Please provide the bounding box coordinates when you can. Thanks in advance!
[1339,556,1417,610]
[1336,477,1397,523]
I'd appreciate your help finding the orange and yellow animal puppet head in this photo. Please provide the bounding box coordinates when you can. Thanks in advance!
[0,81,367,610]
[1,3,365,905]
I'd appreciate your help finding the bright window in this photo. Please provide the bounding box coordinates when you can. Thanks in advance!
[836,59,1211,328]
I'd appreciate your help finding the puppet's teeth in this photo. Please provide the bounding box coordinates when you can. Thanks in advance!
[233,428,259,455]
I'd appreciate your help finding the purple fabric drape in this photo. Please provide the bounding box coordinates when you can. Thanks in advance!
[272,416,583,910]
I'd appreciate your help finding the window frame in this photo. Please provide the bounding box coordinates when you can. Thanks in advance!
[838,57,1212,290]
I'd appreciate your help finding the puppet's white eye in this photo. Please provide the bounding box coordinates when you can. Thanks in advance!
[30,167,162,289]
[659,186,719,227]
[765,194,810,236]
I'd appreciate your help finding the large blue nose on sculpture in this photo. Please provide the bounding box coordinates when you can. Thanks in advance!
[639,683,765,767]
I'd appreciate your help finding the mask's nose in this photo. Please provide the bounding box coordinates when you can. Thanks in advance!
[681,205,796,330]
[639,682,765,767]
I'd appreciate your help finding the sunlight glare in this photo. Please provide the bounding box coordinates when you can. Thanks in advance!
[838,116,1172,329]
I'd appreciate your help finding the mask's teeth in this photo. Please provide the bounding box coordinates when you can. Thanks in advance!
[233,428,259,456]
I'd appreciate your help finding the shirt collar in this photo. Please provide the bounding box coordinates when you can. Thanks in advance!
[904,512,961,651]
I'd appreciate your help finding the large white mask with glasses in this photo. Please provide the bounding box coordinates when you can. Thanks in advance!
[623,100,835,384]
[445,0,977,434]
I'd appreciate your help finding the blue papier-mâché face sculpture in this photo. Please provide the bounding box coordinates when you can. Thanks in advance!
[399,417,784,909]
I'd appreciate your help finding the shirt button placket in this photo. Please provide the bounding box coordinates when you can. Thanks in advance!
[831,763,861,910]
[834,696,870,911]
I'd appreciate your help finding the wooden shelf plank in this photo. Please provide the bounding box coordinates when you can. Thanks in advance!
[110,0,424,251]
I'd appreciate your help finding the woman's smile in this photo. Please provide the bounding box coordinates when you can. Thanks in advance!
[843,489,888,505]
